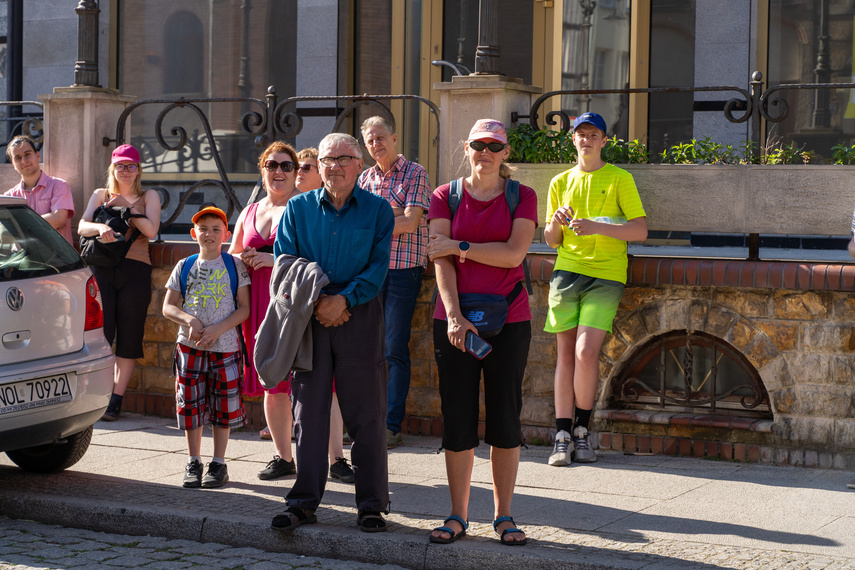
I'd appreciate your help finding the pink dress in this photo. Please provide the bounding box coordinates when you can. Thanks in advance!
[242,202,290,396]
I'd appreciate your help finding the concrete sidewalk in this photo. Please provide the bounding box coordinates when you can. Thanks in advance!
[1,413,854,570]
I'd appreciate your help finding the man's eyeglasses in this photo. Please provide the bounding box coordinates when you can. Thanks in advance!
[114,164,139,173]
[318,156,357,168]
[263,160,296,172]
[298,163,317,173]
[469,141,506,153]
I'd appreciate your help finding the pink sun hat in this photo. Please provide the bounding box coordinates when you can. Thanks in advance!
[111,144,141,164]
[468,119,508,145]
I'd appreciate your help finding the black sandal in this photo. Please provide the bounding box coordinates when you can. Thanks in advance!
[492,515,527,546]
[271,506,317,531]
[429,514,468,544]
[357,510,387,533]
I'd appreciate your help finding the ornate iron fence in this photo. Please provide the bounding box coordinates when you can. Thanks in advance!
[512,71,855,154]
[0,101,45,155]
[103,87,441,242]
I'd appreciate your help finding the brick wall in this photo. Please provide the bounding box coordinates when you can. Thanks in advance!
[126,246,855,467]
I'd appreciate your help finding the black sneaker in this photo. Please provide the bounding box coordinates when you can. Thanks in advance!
[201,461,229,488]
[329,457,355,483]
[182,459,203,488]
[257,455,296,480]
[101,395,122,422]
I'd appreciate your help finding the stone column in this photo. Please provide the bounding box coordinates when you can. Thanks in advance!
[40,88,137,237]
[433,75,541,184]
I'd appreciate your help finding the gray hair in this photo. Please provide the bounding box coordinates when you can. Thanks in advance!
[360,115,395,136]
[319,133,363,160]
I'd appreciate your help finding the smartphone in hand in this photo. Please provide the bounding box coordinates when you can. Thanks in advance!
[464,330,492,359]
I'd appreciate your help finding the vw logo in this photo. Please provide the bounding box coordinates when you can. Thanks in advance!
[6,287,23,311]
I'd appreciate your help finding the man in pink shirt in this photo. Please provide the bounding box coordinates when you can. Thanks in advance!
[4,135,75,244]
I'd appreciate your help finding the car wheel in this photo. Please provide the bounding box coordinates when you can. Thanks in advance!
[5,425,94,473]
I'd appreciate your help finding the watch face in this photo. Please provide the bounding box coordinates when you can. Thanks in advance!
[459,241,470,251]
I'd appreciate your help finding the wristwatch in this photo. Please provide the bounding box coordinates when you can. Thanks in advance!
[458,241,470,263]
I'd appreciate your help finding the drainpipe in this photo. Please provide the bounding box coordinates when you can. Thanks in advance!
[7,0,22,143]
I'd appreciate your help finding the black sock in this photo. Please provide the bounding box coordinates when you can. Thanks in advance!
[109,393,124,410]
[574,407,592,430]
[556,418,573,433]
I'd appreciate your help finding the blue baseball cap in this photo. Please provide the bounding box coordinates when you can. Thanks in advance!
[573,112,608,133]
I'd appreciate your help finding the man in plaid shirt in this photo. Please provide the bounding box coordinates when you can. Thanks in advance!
[358,116,432,449]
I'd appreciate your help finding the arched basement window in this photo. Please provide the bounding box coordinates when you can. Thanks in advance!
[614,331,772,419]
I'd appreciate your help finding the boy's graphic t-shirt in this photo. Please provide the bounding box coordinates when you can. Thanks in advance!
[166,254,250,353]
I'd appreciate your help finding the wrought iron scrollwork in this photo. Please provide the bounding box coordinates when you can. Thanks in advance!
[615,331,771,417]
[105,87,442,242]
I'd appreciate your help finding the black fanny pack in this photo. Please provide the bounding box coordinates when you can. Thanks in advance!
[458,281,523,338]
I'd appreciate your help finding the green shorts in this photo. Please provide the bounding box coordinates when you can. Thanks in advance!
[545,270,625,334]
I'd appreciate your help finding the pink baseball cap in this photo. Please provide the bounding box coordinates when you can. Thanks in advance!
[468,119,508,145]
[111,144,141,164]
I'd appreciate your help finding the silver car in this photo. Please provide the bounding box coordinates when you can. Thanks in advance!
[0,196,114,472]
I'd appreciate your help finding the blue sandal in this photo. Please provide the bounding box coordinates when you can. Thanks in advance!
[429,514,469,544]
[492,515,527,546]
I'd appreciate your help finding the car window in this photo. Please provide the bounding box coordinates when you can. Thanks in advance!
[0,205,84,281]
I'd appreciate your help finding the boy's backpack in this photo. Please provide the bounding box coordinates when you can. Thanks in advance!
[179,252,247,358]
[447,177,533,295]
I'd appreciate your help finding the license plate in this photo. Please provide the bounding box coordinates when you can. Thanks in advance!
[0,374,74,415]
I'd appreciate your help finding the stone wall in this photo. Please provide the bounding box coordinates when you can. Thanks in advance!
[126,246,855,467]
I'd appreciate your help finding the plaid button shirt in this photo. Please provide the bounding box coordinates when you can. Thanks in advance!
[358,155,432,269]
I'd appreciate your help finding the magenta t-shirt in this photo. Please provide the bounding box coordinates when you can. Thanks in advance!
[426,180,538,323]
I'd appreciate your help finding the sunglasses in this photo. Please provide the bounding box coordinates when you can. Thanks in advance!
[469,140,506,153]
[298,163,317,173]
[263,160,296,172]
[114,164,139,173]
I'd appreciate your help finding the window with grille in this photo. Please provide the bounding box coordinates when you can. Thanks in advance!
[614,331,772,418]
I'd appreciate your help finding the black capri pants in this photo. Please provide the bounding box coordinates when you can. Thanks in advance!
[93,258,151,359]
[433,319,531,452]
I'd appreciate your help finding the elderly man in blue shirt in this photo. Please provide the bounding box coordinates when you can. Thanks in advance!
[272,132,395,532]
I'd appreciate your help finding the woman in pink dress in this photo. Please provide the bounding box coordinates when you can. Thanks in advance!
[229,141,300,480]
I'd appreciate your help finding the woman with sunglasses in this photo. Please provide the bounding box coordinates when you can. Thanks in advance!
[426,119,537,546]
[78,144,161,421]
[296,148,324,192]
[229,141,301,479]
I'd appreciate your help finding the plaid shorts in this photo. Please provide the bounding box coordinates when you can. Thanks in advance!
[174,343,247,430]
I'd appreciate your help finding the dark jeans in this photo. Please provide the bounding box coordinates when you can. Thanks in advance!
[286,296,389,513]
[380,266,424,434]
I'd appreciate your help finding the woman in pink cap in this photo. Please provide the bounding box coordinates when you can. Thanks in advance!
[78,144,161,421]
[426,119,537,546]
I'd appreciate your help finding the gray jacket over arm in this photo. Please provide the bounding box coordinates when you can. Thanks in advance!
[254,254,330,388]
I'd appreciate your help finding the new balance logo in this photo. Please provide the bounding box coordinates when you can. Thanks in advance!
[466,310,485,323]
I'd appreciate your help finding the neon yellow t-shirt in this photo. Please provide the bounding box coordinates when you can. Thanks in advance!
[546,163,646,284]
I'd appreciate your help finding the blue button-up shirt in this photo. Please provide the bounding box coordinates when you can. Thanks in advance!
[274,185,394,308]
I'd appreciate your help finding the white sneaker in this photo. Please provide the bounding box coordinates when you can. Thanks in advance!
[548,430,574,466]
[571,426,597,463]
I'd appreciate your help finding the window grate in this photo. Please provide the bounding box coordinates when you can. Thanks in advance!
[615,331,771,418]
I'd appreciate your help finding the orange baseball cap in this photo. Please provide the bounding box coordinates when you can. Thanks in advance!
[191,206,228,226]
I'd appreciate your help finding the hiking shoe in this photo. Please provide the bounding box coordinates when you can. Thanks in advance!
[329,457,355,483]
[548,430,573,466]
[182,459,203,488]
[571,426,597,463]
[257,455,296,480]
[201,462,229,488]
[387,429,403,449]
[101,398,121,422]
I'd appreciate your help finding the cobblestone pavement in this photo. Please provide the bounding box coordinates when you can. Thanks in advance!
[0,517,407,570]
